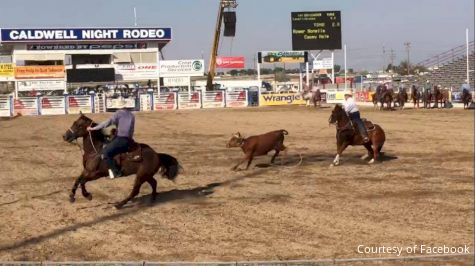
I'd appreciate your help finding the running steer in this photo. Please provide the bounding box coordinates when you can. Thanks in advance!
[226,130,288,171]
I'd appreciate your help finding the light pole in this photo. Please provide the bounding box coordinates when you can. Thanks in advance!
[404,42,411,76]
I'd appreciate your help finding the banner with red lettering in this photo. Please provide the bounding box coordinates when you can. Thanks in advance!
[216,56,245,69]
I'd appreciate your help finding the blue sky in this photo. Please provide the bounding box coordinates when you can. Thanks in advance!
[0,0,473,71]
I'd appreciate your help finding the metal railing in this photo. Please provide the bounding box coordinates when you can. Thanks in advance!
[417,41,474,68]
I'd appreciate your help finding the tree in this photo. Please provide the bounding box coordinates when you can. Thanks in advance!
[229,70,239,76]
[334,64,341,73]
[275,71,290,82]
[348,68,354,74]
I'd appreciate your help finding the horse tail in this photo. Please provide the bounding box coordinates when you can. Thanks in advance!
[156,153,181,181]
[281,130,289,135]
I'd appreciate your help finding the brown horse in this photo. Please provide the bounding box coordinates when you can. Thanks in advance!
[328,105,386,166]
[302,87,322,108]
[411,85,420,109]
[395,88,408,109]
[63,113,181,209]
[432,86,449,108]
[462,90,473,109]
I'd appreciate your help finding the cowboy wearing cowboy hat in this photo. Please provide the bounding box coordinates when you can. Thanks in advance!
[87,99,135,179]
[343,90,369,143]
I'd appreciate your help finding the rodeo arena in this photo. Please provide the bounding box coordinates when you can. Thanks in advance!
[0,1,474,265]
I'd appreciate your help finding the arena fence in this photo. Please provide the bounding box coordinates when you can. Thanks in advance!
[0,89,466,118]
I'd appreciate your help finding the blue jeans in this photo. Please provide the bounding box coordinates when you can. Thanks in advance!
[348,111,368,139]
[102,137,130,172]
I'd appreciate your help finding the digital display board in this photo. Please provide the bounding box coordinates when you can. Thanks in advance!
[291,11,342,50]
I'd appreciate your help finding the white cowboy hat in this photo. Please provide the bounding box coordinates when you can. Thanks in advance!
[344,90,353,96]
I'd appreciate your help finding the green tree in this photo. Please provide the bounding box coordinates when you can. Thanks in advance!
[229,70,239,76]
[334,64,341,73]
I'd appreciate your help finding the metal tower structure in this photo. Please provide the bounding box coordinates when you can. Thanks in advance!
[206,0,238,91]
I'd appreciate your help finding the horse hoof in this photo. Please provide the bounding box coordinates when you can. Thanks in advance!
[85,194,93,201]
[368,159,375,164]
[114,203,125,209]
[361,154,370,160]
[69,195,75,203]
[329,163,334,167]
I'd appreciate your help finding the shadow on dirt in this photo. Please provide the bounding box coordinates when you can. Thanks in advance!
[0,168,271,253]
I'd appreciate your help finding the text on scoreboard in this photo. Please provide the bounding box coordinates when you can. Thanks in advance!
[291,11,342,50]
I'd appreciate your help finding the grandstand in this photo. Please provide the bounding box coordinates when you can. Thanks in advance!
[418,41,474,90]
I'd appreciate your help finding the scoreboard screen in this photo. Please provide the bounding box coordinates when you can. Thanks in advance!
[291,11,342,51]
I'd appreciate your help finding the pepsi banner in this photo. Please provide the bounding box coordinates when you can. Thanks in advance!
[0,28,172,43]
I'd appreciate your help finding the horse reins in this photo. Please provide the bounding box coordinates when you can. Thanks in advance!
[68,124,99,155]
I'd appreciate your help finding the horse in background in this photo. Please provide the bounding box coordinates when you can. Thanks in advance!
[301,85,322,108]
[411,85,421,109]
[462,90,473,109]
[422,88,433,109]
[395,87,408,109]
[432,86,449,108]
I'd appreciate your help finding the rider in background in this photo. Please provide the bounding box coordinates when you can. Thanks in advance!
[87,100,135,179]
[461,79,470,95]
[343,90,369,143]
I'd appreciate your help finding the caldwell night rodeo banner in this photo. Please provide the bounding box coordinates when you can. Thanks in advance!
[0,27,172,42]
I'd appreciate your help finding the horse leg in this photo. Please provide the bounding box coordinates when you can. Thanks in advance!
[361,143,373,160]
[115,176,145,209]
[146,177,158,202]
[69,174,83,203]
[370,142,384,164]
[80,174,102,200]
[331,141,349,166]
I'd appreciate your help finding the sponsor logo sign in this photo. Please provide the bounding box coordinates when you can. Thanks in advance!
[115,63,158,81]
[159,60,204,77]
[17,80,66,91]
[258,51,307,64]
[0,63,15,77]
[0,28,172,43]
[259,92,306,106]
[326,91,345,103]
[216,56,245,68]
[313,57,334,70]
[163,77,189,86]
[27,43,147,50]
[15,65,65,79]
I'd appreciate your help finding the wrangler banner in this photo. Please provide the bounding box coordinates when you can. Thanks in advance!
[0,64,15,77]
[15,65,65,79]
[259,92,306,106]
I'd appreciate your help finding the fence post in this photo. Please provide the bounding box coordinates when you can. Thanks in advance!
[9,95,13,116]
[64,95,69,114]
[150,92,155,111]
[224,91,228,107]
[37,96,42,116]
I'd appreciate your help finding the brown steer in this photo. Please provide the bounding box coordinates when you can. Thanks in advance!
[227,130,288,171]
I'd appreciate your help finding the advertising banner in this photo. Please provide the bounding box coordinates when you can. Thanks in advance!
[259,92,306,106]
[0,28,172,43]
[27,43,147,50]
[326,91,345,104]
[163,77,189,87]
[216,56,245,68]
[17,80,66,91]
[258,51,307,64]
[15,65,65,79]
[313,57,334,70]
[115,63,158,81]
[0,63,15,77]
[159,60,204,77]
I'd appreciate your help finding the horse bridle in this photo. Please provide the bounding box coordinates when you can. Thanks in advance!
[68,123,99,155]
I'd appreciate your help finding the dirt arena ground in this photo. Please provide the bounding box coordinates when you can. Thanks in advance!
[0,105,473,263]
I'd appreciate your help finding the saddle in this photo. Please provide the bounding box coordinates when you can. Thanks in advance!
[360,118,375,131]
[119,141,143,162]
